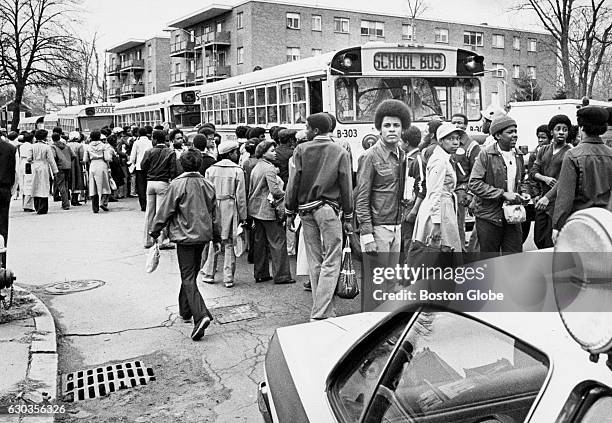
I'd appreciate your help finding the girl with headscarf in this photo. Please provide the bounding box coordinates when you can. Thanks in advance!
[83,130,113,213]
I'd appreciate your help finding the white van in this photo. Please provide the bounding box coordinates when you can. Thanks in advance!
[507,99,612,152]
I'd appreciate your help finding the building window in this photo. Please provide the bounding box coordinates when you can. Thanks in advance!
[513,36,520,50]
[312,48,322,56]
[237,47,244,64]
[435,28,449,43]
[528,38,537,52]
[361,20,384,37]
[148,45,152,57]
[147,70,152,83]
[312,15,321,31]
[135,50,142,60]
[492,63,505,77]
[216,22,222,33]
[286,12,300,29]
[513,65,520,79]
[402,24,413,40]
[464,31,483,47]
[286,47,300,62]
[528,66,536,79]
[334,17,349,33]
[492,34,504,48]
[236,12,243,29]
[175,63,181,74]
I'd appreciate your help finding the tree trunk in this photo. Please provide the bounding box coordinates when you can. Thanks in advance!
[10,84,25,132]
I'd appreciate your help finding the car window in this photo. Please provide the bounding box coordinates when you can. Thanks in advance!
[333,316,411,421]
[580,396,612,422]
[364,311,549,423]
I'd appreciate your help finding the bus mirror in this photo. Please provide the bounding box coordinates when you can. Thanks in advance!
[457,50,484,76]
[181,91,196,104]
[331,48,362,75]
[85,107,95,116]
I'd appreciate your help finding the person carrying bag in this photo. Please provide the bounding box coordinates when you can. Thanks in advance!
[336,237,359,299]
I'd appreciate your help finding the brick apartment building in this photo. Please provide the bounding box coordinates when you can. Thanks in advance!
[106,37,171,102]
[163,0,556,108]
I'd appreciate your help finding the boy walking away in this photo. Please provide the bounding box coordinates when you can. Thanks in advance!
[286,113,353,321]
[150,149,221,341]
[201,141,247,287]
[51,132,74,210]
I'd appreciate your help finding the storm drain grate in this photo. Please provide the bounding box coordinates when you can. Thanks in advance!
[61,361,155,402]
[211,303,259,324]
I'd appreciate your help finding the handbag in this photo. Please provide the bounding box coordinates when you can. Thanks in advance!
[336,238,359,299]
[109,176,117,191]
[405,239,454,283]
[267,193,286,222]
[502,202,526,224]
[234,224,246,257]
[145,243,160,273]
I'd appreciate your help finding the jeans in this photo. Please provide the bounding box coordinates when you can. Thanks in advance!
[0,188,10,267]
[201,239,235,283]
[135,170,147,211]
[533,209,553,249]
[91,194,109,213]
[144,181,169,247]
[301,204,342,320]
[130,173,137,196]
[176,243,213,324]
[476,218,522,254]
[252,218,292,283]
[56,169,71,209]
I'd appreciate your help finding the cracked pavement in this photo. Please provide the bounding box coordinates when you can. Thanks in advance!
[7,197,359,421]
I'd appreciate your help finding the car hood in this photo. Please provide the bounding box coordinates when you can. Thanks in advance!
[265,312,388,423]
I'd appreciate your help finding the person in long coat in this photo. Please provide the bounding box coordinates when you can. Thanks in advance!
[66,131,85,206]
[413,123,462,252]
[83,130,112,213]
[18,133,35,211]
[28,129,58,215]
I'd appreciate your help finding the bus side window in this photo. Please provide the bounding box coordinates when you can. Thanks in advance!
[309,80,323,115]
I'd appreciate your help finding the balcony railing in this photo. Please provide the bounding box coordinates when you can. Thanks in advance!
[170,71,195,84]
[121,84,145,95]
[108,88,121,98]
[205,65,230,80]
[107,65,121,75]
[170,40,196,57]
[119,59,145,70]
[195,68,204,79]
[203,31,231,48]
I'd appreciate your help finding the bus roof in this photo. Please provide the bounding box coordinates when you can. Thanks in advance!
[19,115,45,124]
[509,99,612,108]
[198,51,335,96]
[114,86,204,112]
[43,113,58,122]
[57,103,115,116]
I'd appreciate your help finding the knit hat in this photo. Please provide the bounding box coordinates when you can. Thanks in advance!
[490,115,517,136]
[217,140,239,155]
[548,114,572,132]
[255,140,276,158]
[306,113,332,134]
[577,106,609,127]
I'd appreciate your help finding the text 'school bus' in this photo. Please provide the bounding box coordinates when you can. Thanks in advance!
[198,42,485,168]
[56,103,116,135]
[18,115,45,132]
[113,87,202,136]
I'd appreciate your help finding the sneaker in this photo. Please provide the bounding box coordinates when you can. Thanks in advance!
[200,273,215,283]
[100,205,109,212]
[224,281,234,288]
[274,279,296,285]
[255,276,273,283]
[303,281,312,291]
[191,316,211,341]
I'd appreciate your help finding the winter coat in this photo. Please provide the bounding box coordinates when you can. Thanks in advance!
[413,145,462,252]
[67,142,85,192]
[28,142,58,198]
[51,141,74,170]
[83,141,112,196]
[205,159,247,240]
[150,172,221,245]
[18,143,33,196]
[248,159,284,221]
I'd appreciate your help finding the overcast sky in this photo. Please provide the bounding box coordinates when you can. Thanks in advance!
[77,0,543,53]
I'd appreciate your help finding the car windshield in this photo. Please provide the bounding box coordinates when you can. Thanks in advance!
[334,77,481,123]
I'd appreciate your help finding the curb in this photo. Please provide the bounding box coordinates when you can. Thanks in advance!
[14,285,57,423]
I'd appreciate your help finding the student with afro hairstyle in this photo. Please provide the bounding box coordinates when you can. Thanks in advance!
[355,99,409,309]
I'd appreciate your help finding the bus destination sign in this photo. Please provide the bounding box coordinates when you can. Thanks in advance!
[95,106,114,114]
[373,52,446,72]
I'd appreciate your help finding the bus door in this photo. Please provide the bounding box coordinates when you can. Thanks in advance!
[308,77,324,115]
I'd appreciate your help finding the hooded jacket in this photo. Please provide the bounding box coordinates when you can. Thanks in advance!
[52,140,74,170]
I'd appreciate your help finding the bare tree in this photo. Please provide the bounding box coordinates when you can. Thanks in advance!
[407,0,428,42]
[511,71,543,101]
[0,0,80,130]
[55,33,103,106]
[513,0,612,98]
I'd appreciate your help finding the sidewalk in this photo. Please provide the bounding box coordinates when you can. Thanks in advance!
[0,284,57,422]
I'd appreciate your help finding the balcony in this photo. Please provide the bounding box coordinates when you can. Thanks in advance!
[195,68,204,82]
[108,88,121,99]
[119,59,145,72]
[170,40,196,57]
[107,65,121,76]
[169,71,196,86]
[121,84,145,95]
[205,65,230,82]
[203,31,231,49]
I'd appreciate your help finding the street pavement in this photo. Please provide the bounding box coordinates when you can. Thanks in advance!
[1,195,537,422]
[1,196,360,422]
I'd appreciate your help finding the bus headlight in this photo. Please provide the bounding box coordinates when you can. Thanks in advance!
[553,207,612,355]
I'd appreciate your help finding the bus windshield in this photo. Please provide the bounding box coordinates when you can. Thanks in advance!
[170,105,201,128]
[335,77,481,123]
[78,116,114,132]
